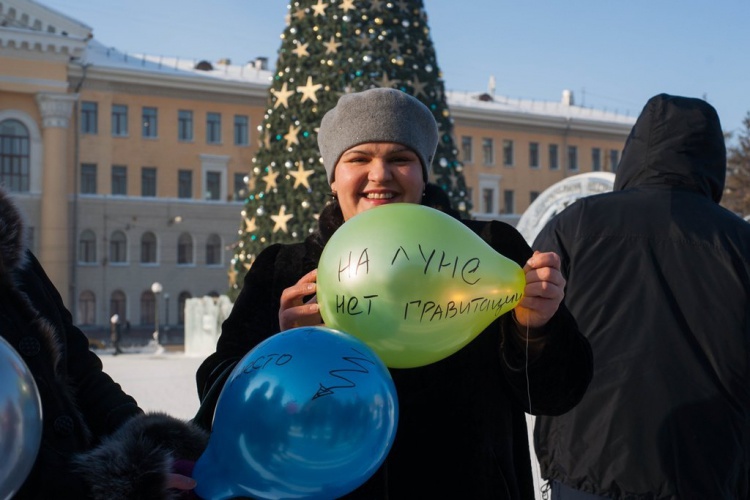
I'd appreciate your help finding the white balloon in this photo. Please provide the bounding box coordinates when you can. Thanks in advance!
[0,336,42,500]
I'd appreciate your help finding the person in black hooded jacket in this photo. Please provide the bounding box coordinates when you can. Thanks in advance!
[0,186,209,499]
[533,93,750,499]
[196,87,593,499]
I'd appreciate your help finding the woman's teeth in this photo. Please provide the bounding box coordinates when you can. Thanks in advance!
[366,193,395,199]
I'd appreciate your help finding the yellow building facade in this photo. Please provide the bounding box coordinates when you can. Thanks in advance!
[0,0,634,333]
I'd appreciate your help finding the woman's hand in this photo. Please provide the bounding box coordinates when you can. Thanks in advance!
[513,251,566,329]
[279,269,324,331]
[166,473,197,491]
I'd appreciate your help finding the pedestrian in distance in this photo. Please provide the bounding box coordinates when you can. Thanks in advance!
[110,313,124,355]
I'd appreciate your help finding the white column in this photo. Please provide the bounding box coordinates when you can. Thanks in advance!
[35,92,78,304]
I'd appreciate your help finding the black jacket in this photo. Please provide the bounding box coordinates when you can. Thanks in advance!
[0,188,207,499]
[197,199,592,499]
[533,94,750,498]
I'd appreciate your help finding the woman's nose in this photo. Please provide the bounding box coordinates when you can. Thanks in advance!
[368,158,392,181]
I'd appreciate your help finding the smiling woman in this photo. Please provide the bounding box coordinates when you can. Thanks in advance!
[196,87,593,499]
[318,89,437,219]
[331,143,424,219]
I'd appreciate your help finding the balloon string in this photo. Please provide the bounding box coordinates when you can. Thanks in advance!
[525,321,532,414]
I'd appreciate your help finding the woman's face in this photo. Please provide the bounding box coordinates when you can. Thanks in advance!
[331,142,425,221]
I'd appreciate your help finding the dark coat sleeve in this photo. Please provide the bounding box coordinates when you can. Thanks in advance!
[13,252,209,499]
[469,220,593,416]
[195,243,305,427]
[22,252,143,435]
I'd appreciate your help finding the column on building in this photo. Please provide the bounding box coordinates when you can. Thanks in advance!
[35,92,78,304]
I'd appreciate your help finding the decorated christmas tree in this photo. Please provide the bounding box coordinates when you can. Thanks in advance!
[229,0,471,297]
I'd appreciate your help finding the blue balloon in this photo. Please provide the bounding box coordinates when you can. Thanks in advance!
[193,327,398,500]
[0,336,43,500]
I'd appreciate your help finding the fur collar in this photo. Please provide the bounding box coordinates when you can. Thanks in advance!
[0,187,65,393]
[0,187,28,274]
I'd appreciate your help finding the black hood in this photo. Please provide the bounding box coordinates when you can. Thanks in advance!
[613,93,726,202]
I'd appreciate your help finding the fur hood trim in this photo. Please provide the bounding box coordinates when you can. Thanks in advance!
[73,412,209,500]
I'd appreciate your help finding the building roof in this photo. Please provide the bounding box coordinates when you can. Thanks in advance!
[81,41,635,130]
[447,90,636,126]
[83,39,273,86]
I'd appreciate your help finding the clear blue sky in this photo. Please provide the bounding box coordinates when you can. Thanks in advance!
[41,0,750,142]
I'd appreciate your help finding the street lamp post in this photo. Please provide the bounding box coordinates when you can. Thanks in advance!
[151,282,163,351]
[164,292,170,327]
[163,292,170,344]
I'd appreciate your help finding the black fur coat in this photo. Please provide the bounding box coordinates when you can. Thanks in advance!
[0,188,207,499]
[197,198,593,499]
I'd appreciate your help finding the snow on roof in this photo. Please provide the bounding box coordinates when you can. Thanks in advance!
[83,38,273,85]
[80,39,633,126]
[447,90,636,126]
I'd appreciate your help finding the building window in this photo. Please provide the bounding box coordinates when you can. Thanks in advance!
[110,230,127,263]
[530,191,540,204]
[592,148,602,171]
[206,234,222,265]
[80,163,97,194]
[529,142,539,169]
[111,104,128,137]
[502,139,514,167]
[568,146,578,171]
[78,290,96,325]
[0,119,30,192]
[503,189,515,214]
[609,149,620,172]
[178,170,193,199]
[178,291,192,325]
[140,290,156,325]
[112,165,127,195]
[205,171,221,201]
[177,233,193,265]
[234,115,249,145]
[81,101,98,134]
[140,231,157,264]
[549,144,559,170]
[142,107,158,138]
[482,188,494,214]
[110,290,126,320]
[178,110,193,142]
[233,173,247,201]
[206,112,221,144]
[461,136,473,163]
[482,138,494,165]
[141,167,156,197]
[78,229,96,263]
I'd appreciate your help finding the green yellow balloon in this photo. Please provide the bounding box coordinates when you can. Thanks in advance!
[317,204,525,368]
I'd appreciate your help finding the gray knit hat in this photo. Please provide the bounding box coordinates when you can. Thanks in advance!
[317,88,439,183]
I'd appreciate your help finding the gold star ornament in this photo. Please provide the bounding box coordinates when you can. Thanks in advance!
[292,41,310,58]
[311,0,328,16]
[339,0,355,12]
[296,76,323,103]
[284,124,301,146]
[244,216,257,233]
[271,82,295,109]
[289,162,314,189]
[324,36,342,54]
[271,206,294,233]
[262,167,279,192]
